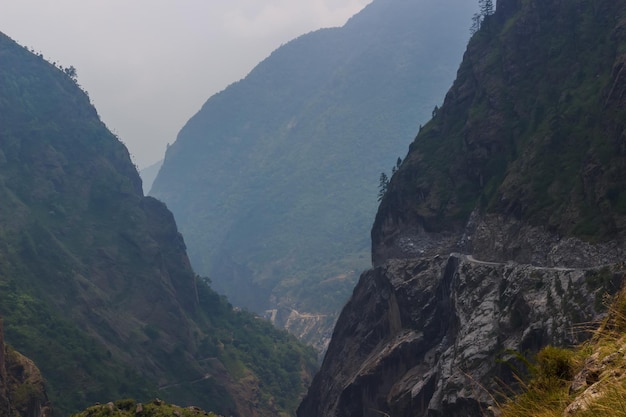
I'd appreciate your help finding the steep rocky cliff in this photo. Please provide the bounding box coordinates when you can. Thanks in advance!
[0,320,52,417]
[372,0,626,265]
[299,0,626,415]
[0,31,316,417]
[299,254,624,417]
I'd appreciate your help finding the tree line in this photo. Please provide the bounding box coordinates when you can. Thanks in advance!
[471,0,495,34]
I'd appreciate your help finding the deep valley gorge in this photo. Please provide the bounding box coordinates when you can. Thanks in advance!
[150,0,479,353]
[2,0,626,416]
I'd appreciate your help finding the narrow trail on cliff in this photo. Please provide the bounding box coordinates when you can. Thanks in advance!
[459,253,611,271]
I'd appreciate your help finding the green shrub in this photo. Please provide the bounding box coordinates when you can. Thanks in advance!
[535,346,575,382]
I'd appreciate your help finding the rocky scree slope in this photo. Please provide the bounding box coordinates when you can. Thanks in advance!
[150,0,478,351]
[0,32,316,417]
[299,0,626,415]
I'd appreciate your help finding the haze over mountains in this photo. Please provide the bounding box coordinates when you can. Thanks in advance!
[150,0,479,350]
[4,0,626,416]
[139,159,162,194]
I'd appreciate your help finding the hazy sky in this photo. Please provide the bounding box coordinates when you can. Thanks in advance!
[0,0,371,168]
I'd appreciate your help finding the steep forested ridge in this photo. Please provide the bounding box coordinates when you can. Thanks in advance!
[299,0,626,416]
[0,31,316,417]
[373,0,626,264]
[151,0,478,349]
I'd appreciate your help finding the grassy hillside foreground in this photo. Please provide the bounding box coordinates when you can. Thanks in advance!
[498,275,626,416]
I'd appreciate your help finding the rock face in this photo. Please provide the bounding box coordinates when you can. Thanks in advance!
[372,0,626,266]
[0,319,8,417]
[0,320,52,417]
[299,0,626,415]
[298,254,623,417]
[5,348,53,417]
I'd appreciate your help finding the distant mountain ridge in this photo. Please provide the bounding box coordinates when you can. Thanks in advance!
[150,0,478,349]
[0,31,316,417]
[139,159,163,194]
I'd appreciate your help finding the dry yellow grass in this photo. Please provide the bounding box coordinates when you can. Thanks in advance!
[497,285,626,417]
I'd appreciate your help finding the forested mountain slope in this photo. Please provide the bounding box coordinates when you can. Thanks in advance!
[0,31,316,417]
[150,0,478,350]
[299,0,626,415]
[373,0,626,264]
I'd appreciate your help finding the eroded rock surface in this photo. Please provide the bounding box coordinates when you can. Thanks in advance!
[0,320,52,417]
[298,253,623,417]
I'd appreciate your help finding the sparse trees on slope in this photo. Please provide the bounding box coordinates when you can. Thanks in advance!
[472,0,495,34]
[480,0,494,16]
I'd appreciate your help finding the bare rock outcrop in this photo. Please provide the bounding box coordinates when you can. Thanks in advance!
[298,255,624,417]
[0,319,52,417]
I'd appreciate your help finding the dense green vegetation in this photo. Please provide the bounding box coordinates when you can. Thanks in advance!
[2,290,156,412]
[195,280,317,413]
[0,31,155,413]
[376,0,626,242]
[0,31,316,417]
[151,0,478,345]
